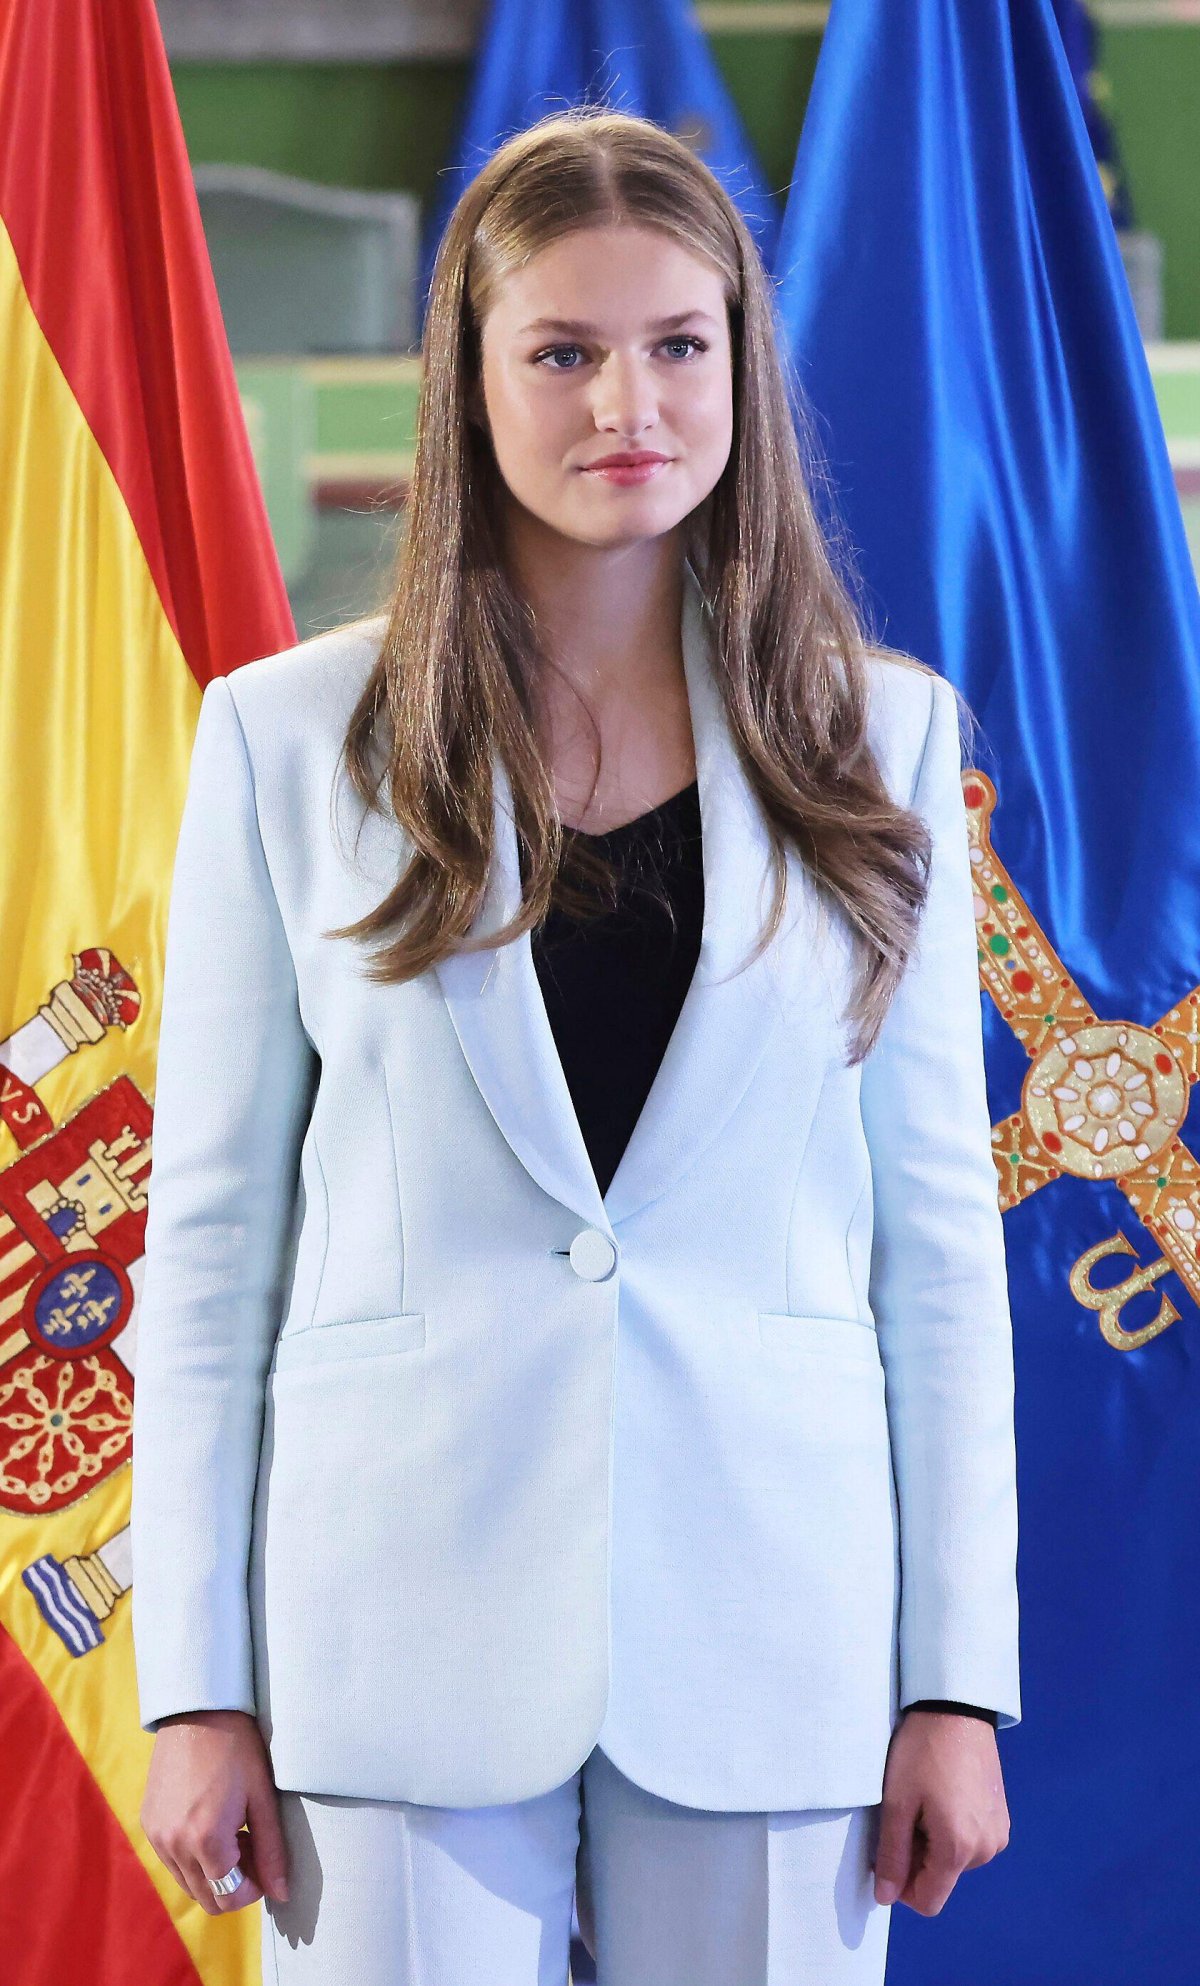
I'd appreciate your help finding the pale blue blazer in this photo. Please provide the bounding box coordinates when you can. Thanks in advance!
[130,561,1021,1811]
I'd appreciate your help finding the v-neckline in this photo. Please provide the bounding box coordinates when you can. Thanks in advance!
[563,778,700,842]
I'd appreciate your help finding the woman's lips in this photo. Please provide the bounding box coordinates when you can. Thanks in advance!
[582,459,671,486]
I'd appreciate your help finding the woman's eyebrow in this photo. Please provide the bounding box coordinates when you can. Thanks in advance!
[520,310,721,336]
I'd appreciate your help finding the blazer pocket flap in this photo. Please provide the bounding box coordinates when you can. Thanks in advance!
[273,1312,427,1372]
[758,1311,880,1364]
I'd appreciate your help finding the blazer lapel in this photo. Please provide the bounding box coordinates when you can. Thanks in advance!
[432,561,839,1234]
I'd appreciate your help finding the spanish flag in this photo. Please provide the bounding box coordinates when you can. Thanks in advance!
[0,1,295,1978]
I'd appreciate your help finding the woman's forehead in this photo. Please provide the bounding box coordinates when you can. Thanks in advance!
[483,229,730,334]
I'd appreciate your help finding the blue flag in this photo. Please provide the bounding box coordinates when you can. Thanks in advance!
[774,1,1200,1976]
[417,0,780,333]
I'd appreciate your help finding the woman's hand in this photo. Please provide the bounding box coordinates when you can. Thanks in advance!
[140,1709,290,1915]
[872,1710,1010,1915]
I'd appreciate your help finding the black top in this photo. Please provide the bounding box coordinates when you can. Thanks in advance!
[530,778,704,1199]
[529,778,999,1733]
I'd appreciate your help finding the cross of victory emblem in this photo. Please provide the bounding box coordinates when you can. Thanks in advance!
[967,769,1198,1339]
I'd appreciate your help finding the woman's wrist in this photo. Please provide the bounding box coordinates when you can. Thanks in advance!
[903,1700,999,1727]
[155,1708,255,1729]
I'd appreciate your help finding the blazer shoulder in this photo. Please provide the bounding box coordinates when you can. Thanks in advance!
[862,650,944,805]
[220,615,388,757]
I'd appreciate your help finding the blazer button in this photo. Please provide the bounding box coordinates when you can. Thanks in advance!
[568,1229,618,1281]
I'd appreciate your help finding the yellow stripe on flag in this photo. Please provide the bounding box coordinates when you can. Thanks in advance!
[0,213,261,1979]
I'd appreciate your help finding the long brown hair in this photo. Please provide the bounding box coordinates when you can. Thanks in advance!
[326,106,956,1065]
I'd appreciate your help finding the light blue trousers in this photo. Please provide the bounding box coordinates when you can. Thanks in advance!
[262,1743,892,1985]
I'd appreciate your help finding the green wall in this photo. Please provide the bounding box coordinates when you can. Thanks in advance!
[171,64,466,200]
[170,21,1200,336]
[1100,27,1200,340]
[168,39,824,212]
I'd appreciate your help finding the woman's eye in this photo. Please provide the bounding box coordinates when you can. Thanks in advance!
[534,335,708,370]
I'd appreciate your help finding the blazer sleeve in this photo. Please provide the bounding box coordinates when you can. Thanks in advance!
[860,671,1021,1731]
[130,672,319,1734]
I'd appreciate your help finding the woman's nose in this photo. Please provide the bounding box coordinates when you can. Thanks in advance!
[590,356,659,434]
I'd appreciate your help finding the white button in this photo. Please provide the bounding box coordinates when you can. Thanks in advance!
[568,1229,618,1281]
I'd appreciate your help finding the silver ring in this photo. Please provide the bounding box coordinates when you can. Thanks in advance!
[208,1863,244,1897]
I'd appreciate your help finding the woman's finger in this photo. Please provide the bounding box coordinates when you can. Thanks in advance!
[175,1852,223,1915]
[191,1834,263,1915]
[154,1847,193,1903]
[244,1780,290,1901]
[873,1796,917,1904]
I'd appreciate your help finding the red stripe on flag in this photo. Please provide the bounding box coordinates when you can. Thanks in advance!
[0,1623,206,1986]
[0,0,296,683]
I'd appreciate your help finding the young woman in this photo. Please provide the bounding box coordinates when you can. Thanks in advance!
[132,108,1019,1986]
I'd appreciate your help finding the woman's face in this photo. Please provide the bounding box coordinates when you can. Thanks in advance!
[475,222,734,551]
